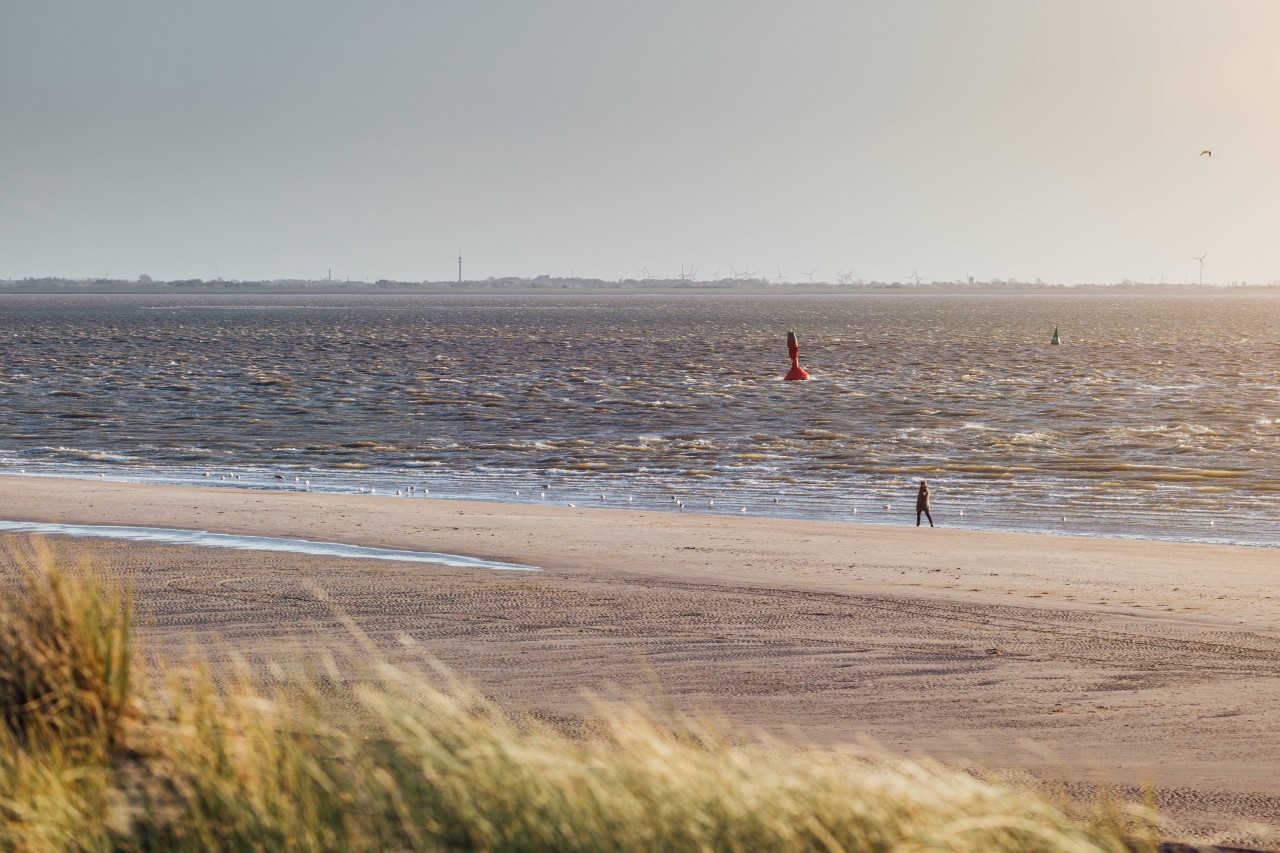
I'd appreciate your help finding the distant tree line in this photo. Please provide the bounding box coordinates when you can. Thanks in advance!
[2,276,1279,293]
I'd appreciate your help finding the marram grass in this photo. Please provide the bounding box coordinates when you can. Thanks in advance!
[0,542,1158,852]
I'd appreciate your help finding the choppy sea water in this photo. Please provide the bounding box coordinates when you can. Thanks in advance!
[1,292,1278,547]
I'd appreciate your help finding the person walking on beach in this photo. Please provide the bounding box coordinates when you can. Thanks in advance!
[915,480,934,527]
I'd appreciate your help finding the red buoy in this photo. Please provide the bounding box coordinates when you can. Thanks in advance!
[784,330,810,380]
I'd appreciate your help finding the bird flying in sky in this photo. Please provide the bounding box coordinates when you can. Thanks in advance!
[1200,150,1212,157]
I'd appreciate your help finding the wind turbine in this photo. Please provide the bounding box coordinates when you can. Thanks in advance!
[639,266,654,281]
[775,267,789,284]
[1193,253,1207,286]
[836,268,858,285]
[905,268,923,286]
[803,267,819,283]
[676,265,698,282]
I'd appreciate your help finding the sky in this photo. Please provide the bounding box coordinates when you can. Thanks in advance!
[3,1,1279,284]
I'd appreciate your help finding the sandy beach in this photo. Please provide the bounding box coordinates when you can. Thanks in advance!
[2,474,1279,846]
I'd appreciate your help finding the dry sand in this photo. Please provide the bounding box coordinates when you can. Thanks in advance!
[2,475,1279,847]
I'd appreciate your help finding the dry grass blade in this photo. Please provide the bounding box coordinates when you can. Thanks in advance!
[0,540,131,753]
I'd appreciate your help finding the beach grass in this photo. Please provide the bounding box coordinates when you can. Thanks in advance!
[0,543,1159,852]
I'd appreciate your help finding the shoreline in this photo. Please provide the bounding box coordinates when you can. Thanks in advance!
[3,474,1280,845]
[2,473,1277,590]
[3,467,1275,552]
[2,474,1279,628]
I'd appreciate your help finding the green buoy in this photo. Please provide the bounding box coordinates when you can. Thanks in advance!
[1050,327,1061,345]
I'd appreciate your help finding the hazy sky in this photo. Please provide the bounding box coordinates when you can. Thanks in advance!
[3,1,1278,284]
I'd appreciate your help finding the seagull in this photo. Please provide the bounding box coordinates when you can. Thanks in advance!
[740,507,747,513]
[599,494,606,501]
[850,507,857,514]
[514,490,521,496]
[1200,150,1212,157]
[627,496,633,502]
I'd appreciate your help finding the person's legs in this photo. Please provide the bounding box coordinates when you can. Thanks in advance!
[916,510,922,527]
[924,508,934,527]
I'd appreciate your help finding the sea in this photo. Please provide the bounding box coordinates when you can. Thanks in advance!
[2,291,1278,547]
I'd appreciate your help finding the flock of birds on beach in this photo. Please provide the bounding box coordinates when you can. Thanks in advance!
[74,468,927,521]
[64,466,910,518]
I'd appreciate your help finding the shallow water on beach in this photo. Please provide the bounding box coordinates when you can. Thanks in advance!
[0,520,538,569]
[2,291,1279,546]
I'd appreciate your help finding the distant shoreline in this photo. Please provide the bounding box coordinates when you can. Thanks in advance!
[3,282,1279,296]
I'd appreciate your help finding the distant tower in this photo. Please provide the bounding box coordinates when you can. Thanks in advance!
[458,252,463,284]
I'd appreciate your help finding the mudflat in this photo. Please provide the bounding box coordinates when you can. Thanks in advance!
[2,475,1278,847]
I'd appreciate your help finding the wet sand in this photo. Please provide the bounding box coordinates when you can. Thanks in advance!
[1,475,1279,847]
